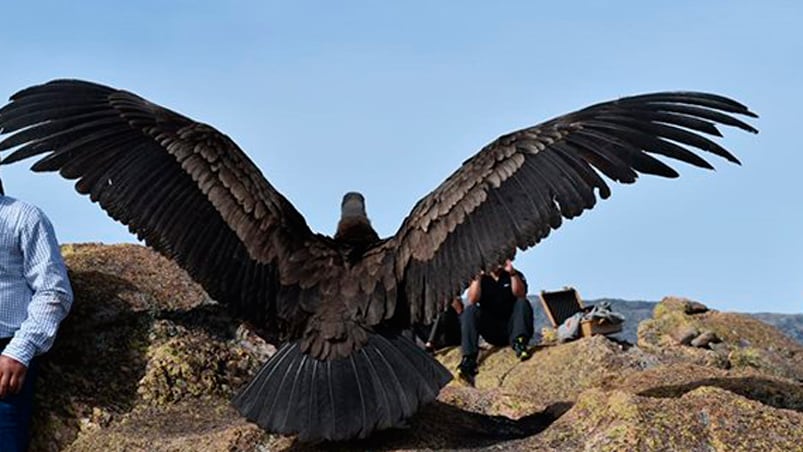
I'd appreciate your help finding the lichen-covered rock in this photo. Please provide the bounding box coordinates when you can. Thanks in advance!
[638,297,803,380]
[31,244,272,452]
[63,399,275,452]
[136,320,271,405]
[29,246,803,451]
[60,243,209,311]
[432,334,661,421]
[608,363,803,413]
[514,386,803,451]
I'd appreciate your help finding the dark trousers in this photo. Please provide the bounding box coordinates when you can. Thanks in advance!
[423,305,462,349]
[460,298,534,356]
[0,352,37,452]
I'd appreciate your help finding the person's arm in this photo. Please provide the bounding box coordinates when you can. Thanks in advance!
[504,260,527,298]
[466,274,483,305]
[2,207,73,379]
[451,296,464,315]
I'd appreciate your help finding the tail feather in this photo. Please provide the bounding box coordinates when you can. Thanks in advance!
[233,332,452,441]
[357,346,394,430]
[348,355,368,435]
[369,337,415,418]
[394,332,451,394]
[372,334,438,415]
[277,353,310,432]
[234,341,296,417]
[265,348,301,427]
[253,342,299,430]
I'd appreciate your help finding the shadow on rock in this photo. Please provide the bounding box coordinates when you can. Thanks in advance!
[157,303,240,341]
[639,376,803,412]
[31,270,153,451]
[280,400,573,451]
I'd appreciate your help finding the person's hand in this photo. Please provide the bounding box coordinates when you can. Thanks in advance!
[0,355,27,398]
[504,259,515,274]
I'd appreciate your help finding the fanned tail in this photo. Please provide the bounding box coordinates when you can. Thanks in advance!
[233,332,452,441]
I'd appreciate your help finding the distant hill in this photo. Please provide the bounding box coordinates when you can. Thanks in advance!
[750,312,803,345]
[529,296,803,345]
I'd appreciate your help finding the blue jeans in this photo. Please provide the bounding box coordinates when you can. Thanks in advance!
[0,357,37,452]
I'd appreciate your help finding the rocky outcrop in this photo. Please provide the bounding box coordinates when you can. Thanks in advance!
[638,296,803,381]
[30,244,273,451]
[516,385,802,451]
[29,244,803,451]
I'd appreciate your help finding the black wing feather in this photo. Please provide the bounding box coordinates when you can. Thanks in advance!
[374,91,757,325]
[0,79,323,338]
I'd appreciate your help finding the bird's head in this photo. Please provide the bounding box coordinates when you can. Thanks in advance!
[341,191,368,219]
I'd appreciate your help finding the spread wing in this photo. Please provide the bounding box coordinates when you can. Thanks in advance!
[0,79,338,336]
[375,92,757,324]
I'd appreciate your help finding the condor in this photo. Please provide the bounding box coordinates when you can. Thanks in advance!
[0,80,757,441]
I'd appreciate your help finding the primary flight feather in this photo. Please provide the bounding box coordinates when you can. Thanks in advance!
[0,80,757,441]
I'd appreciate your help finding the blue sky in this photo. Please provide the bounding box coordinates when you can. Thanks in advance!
[0,2,800,313]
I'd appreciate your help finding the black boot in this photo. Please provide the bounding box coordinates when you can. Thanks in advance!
[457,354,478,385]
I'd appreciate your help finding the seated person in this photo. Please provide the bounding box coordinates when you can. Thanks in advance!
[457,259,534,382]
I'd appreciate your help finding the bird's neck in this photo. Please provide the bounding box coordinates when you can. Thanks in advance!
[335,216,380,247]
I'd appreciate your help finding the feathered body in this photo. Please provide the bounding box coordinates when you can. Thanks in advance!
[0,80,757,441]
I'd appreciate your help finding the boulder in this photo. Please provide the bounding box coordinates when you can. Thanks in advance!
[28,245,803,451]
[638,297,803,380]
[30,244,273,451]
